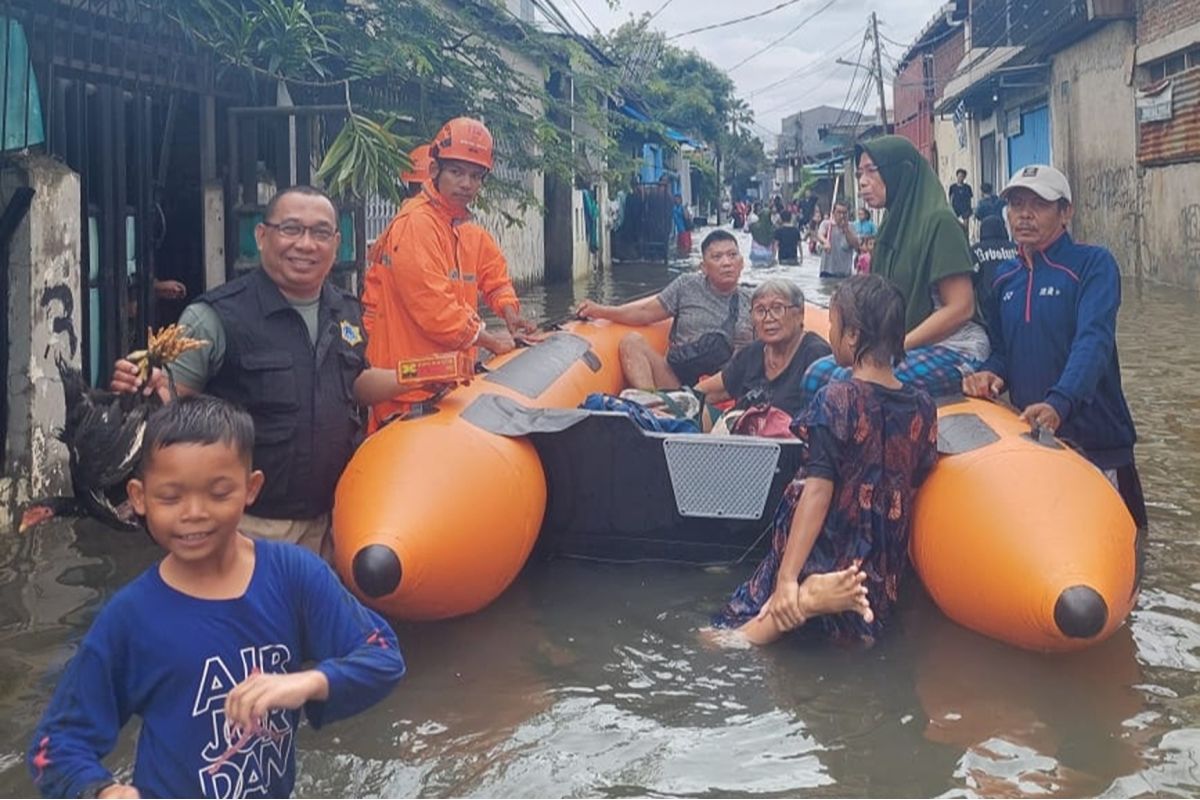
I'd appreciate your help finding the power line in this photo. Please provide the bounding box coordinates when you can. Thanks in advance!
[646,0,678,24]
[877,30,911,49]
[667,0,809,40]
[753,59,856,117]
[725,0,840,72]
[830,31,871,131]
[564,0,600,34]
[527,0,579,37]
[743,28,866,96]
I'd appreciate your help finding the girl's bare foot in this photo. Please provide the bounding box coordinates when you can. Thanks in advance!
[799,563,874,623]
[698,626,755,650]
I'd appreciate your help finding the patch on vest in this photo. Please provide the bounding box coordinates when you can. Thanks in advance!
[340,320,363,346]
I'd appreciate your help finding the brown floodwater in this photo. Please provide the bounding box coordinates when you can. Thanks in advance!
[1,231,1198,797]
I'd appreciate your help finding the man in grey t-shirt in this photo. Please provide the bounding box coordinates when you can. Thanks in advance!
[818,201,858,278]
[576,229,752,389]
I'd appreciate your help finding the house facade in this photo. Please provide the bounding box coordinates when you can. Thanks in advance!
[911,0,1199,287]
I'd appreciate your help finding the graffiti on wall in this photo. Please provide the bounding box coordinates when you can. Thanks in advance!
[1182,204,1200,278]
[1081,166,1138,215]
[1080,164,1151,276]
[39,283,77,360]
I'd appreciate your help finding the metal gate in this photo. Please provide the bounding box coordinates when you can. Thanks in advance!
[6,0,221,385]
[225,104,364,293]
[51,81,157,385]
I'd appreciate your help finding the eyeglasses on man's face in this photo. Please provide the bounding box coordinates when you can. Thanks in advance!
[262,221,338,243]
[751,303,797,320]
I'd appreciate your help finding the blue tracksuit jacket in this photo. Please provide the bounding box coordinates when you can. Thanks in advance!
[979,232,1137,469]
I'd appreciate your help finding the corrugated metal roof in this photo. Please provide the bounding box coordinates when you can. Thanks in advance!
[1138,67,1200,166]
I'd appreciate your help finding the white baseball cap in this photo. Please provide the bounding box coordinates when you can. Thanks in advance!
[1001,164,1072,203]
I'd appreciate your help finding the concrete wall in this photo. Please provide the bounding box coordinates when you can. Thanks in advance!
[543,172,573,283]
[897,27,967,166]
[1051,21,1142,273]
[1047,19,1200,288]
[1135,0,1200,288]
[934,116,975,185]
[477,175,544,286]
[1,156,82,522]
[480,46,546,286]
[1141,163,1200,289]
[596,180,612,269]
[203,182,226,291]
[570,188,589,280]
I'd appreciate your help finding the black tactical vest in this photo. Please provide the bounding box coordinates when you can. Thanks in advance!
[200,269,366,520]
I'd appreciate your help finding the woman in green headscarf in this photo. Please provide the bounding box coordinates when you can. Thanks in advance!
[799,136,989,401]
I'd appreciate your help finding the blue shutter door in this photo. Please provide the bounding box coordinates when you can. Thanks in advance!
[1006,105,1051,175]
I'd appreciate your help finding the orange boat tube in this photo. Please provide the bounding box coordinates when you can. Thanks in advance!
[334,306,1137,651]
[910,397,1137,652]
[332,319,669,620]
[803,307,1137,651]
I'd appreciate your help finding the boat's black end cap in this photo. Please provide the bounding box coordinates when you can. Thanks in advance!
[1054,585,1108,639]
[353,544,403,598]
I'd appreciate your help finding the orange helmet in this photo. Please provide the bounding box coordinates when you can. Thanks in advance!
[429,117,494,171]
[401,144,433,184]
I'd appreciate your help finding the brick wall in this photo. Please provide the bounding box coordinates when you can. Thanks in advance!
[895,58,928,150]
[1139,0,1200,45]
[894,27,966,166]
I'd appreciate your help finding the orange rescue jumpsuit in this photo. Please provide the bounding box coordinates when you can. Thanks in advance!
[362,181,520,430]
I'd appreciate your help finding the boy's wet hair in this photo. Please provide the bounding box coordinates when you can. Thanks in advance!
[701,229,738,254]
[138,396,255,474]
[829,274,906,367]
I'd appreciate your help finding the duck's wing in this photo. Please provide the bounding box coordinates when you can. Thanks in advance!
[77,485,139,531]
[68,397,149,491]
[55,355,94,441]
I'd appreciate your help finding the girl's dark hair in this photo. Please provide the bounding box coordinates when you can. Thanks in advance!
[138,395,256,473]
[829,274,907,367]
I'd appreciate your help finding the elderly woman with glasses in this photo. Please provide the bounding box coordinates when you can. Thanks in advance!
[695,279,831,429]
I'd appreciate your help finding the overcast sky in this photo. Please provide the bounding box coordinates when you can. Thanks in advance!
[563,0,951,148]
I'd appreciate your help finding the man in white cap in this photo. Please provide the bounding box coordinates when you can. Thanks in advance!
[962,164,1147,535]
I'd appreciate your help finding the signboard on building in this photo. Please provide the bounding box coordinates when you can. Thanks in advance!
[1136,81,1173,124]
[953,101,967,149]
[1003,111,1022,138]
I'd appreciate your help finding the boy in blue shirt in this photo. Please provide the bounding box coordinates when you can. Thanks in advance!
[28,396,405,799]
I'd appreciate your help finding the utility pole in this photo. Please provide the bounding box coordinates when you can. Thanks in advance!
[870,12,890,133]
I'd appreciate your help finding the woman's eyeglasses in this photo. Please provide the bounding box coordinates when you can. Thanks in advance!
[751,303,797,320]
[855,164,881,180]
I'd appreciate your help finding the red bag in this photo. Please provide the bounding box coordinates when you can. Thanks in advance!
[729,405,797,439]
[677,230,693,256]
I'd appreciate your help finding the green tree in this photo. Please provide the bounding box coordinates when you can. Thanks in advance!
[598,17,767,208]
[162,0,618,208]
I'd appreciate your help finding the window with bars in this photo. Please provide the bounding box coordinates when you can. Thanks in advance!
[1146,47,1200,82]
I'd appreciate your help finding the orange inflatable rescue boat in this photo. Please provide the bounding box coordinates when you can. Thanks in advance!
[333,308,1138,652]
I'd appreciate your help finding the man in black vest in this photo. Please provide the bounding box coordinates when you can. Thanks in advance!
[111,186,404,551]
